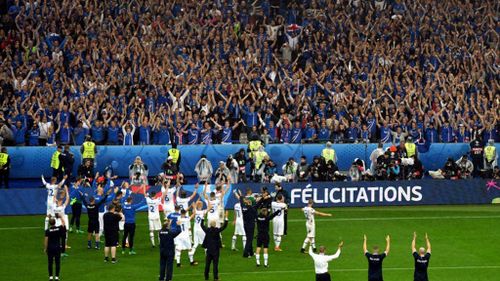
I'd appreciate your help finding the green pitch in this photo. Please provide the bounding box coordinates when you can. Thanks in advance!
[1,205,499,281]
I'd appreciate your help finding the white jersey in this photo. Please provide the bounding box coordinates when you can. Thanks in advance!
[146,197,162,219]
[193,209,207,229]
[53,204,68,227]
[161,186,176,207]
[207,198,220,217]
[176,197,191,212]
[45,184,58,204]
[178,217,191,236]
[271,202,287,223]
[234,203,244,224]
[303,206,316,225]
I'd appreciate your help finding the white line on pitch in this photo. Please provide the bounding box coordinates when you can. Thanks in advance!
[1,215,500,230]
[175,265,500,276]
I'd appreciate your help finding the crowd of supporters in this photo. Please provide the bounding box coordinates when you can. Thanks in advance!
[0,0,498,147]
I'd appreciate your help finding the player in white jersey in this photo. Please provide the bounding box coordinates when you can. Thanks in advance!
[146,191,162,247]
[203,187,221,227]
[42,175,66,230]
[176,184,199,215]
[231,200,246,251]
[189,200,207,258]
[53,185,70,257]
[271,194,288,251]
[161,180,177,217]
[174,210,198,266]
[214,183,229,224]
[301,199,332,253]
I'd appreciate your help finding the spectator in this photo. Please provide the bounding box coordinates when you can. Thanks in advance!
[234,149,248,183]
[214,161,230,185]
[195,155,213,184]
[456,155,474,179]
[77,160,94,183]
[129,156,148,186]
[282,157,298,182]
[296,156,309,182]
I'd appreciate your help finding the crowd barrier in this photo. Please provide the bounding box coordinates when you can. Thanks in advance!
[5,143,499,179]
[1,179,499,215]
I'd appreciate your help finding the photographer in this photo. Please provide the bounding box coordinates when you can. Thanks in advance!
[282,157,298,182]
[296,156,310,182]
[129,156,149,186]
[214,161,230,185]
[387,160,401,181]
[309,156,326,182]
[408,155,424,180]
[161,157,179,181]
[456,155,474,179]
[235,149,248,183]
[77,159,94,184]
[195,155,213,184]
[226,155,239,183]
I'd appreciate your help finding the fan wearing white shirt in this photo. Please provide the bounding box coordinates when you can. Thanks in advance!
[146,191,162,247]
[309,242,344,281]
[301,199,332,253]
[42,175,67,230]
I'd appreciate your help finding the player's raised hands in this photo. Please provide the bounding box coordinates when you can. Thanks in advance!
[338,241,344,248]
[413,232,417,239]
[364,234,367,240]
[386,235,390,242]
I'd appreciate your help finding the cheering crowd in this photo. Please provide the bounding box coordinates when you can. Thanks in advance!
[0,0,498,147]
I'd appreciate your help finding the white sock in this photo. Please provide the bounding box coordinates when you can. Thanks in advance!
[189,251,194,263]
[189,245,197,257]
[44,217,49,230]
[311,238,316,249]
[264,253,268,266]
[150,231,155,246]
[302,238,309,249]
[232,235,237,249]
[255,254,260,265]
[242,235,247,249]
[275,235,281,247]
[175,249,181,263]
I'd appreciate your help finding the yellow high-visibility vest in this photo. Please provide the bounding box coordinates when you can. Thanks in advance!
[168,148,180,164]
[82,141,96,159]
[485,146,496,162]
[248,140,262,158]
[255,151,268,169]
[0,153,8,166]
[51,151,61,169]
[321,148,335,162]
[405,142,416,157]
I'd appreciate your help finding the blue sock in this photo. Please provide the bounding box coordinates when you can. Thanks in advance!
[88,240,91,247]
[96,241,100,248]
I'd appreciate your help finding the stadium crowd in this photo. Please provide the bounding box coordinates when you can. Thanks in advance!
[0,0,498,147]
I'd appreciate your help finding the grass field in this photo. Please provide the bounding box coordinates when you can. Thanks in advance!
[1,205,499,281]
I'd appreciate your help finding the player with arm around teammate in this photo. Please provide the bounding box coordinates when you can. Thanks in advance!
[255,208,281,267]
[364,234,391,281]
[146,191,163,247]
[412,232,431,281]
[271,194,287,251]
[309,241,344,281]
[301,199,332,253]
[43,175,67,230]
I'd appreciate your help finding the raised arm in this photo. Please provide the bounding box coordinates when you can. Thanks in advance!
[412,232,417,253]
[425,233,431,254]
[385,235,391,255]
[315,210,332,217]
[363,234,368,253]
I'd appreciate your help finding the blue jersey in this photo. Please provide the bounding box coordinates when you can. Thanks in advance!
[107,126,120,144]
[123,201,145,224]
[91,125,105,143]
[305,126,316,139]
[187,129,199,145]
[380,126,391,143]
[139,125,151,145]
[281,128,291,143]
[425,128,438,143]
[440,126,453,143]
[221,127,232,143]
[245,112,258,128]
[201,129,213,144]
[73,127,88,145]
[167,212,181,231]
[291,127,302,143]
[59,127,72,144]
[157,128,171,145]
[28,128,40,145]
[318,127,330,141]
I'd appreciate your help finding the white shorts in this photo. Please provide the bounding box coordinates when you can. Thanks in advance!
[98,212,105,233]
[149,218,162,231]
[193,227,205,245]
[55,215,69,229]
[46,202,54,216]
[175,233,192,250]
[119,220,125,231]
[306,223,315,238]
[234,220,245,236]
[273,220,284,236]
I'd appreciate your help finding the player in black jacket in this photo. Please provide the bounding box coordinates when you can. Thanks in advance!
[255,208,280,267]
[80,190,109,249]
[44,218,64,280]
[159,219,181,281]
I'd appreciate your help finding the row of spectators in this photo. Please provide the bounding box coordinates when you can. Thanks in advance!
[0,0,499,147]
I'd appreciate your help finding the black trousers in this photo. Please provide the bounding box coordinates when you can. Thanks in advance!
[47,251,61,277]
[159,253,174,281]
[60,227,67,253]
[204,251,220,280]
[70,203,82,229]
[0,168,8,188]
[316,273,331,281]
[243,222,255,257]
[52,168,63,180]
[123,223,136,249]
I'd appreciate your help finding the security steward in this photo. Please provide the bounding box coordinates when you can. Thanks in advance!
[159,219,181,281]
[51,145,64,179]
[247,136,262,181]
[81,135,97,166]
[404,137,417,158]
[201,211,229,281]
[484,139,498,174]
[0,147,10,189]
[321,142,337,164]
[167,143,181,171]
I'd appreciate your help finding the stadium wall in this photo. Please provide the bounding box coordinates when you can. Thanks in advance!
[1,179,499,215]
[5,143,499,179]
